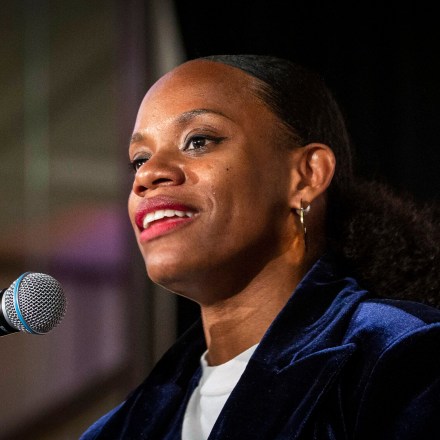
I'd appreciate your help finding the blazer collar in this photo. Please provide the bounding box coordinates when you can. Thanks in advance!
[253,252,368,368]
[209,253,369,439]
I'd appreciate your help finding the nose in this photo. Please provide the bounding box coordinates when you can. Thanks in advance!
[132,152,185,196]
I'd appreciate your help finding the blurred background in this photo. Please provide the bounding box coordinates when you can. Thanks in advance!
[0,1,438,438]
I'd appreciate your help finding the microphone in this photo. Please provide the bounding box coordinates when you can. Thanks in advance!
[0,272,67,336]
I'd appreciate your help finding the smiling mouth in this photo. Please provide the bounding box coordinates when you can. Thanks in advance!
[142,209,195,229]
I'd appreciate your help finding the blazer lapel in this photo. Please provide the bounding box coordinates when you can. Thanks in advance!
[209,254,368,439]
[210,344,355,439]
[98,320,206,439]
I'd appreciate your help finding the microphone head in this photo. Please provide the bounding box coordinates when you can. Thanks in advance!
[2,272,67,334]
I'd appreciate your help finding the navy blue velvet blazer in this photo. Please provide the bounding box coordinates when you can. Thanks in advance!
[81,254,440,439]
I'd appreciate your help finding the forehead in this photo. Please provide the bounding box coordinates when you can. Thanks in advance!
[136,60,269,125]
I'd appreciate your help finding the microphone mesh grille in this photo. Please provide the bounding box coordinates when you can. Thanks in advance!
[3,273,67,334]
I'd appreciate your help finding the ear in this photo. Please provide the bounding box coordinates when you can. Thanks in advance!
[288,143,336,209]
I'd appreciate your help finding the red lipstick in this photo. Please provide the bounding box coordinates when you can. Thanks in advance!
[135,195,197,242]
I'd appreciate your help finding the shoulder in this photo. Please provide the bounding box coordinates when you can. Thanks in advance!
[345,297,440,346]
[340,298,440,439]
[343,296,440,376]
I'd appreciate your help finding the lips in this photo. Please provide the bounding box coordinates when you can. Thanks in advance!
[142,208,194,229]
[135,196,197,242]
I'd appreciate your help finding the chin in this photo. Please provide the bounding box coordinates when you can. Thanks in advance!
[144,253,190,292]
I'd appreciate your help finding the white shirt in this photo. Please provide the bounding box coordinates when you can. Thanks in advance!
[181,344,259,440]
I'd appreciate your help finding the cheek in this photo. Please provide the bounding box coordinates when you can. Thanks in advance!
[206,165,265,227]
[127,192,138,228]
[195,161,233,197]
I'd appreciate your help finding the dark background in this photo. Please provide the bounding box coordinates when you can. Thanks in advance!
[170,0,440,333]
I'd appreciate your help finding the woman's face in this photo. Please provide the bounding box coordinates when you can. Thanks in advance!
[128,60,298,302]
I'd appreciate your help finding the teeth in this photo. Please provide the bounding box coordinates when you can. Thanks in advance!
[143,210,194,229]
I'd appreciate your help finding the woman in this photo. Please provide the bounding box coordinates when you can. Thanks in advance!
[81,55,440,439]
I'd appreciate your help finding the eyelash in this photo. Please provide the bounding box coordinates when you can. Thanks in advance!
[129,157,149,173]
[129,135,225,173]
[184,135,223,153]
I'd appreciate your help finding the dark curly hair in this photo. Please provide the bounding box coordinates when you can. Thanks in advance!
[202,54,440,308]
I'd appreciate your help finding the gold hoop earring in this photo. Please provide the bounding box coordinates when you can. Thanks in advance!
[295,200,310,250]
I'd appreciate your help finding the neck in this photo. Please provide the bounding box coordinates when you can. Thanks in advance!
[200,249,314,366]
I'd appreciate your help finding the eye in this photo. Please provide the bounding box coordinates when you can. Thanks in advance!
[186,136,209,151]
[129,157,149,173]
[184,135,225,153]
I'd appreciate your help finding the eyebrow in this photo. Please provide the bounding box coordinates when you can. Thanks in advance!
[130,132,144,144]
[130,108,231,144]
[176,108,230,124]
